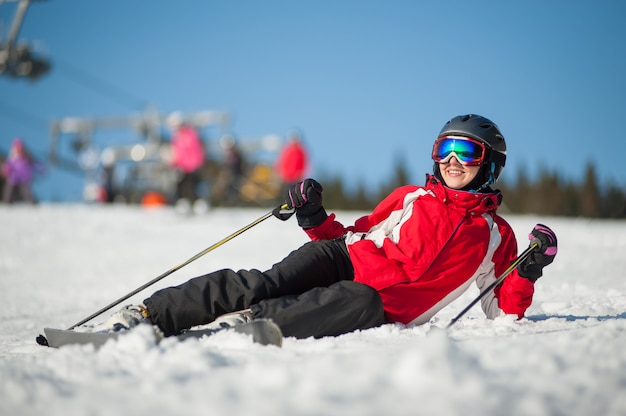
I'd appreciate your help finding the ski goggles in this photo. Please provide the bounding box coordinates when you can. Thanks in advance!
[432,136,487,166]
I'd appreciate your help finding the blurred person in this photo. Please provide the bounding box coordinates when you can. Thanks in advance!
[90,115,558,339]
[0,150,5,197]
[96,149,117,203]
[275,130,309,187]
[212,134,245,205]
[1,138,46,204]
[167,112,206,204]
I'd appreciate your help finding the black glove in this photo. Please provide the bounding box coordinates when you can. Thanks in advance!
[285,179,327,228]
[517,224,558,282]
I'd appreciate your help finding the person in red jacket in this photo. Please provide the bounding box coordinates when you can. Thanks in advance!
[275,131,309,187]
[94,114,557,339]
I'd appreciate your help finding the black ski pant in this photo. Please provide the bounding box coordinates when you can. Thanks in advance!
[144,238,386,339]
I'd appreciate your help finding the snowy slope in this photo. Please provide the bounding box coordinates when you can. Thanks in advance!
[1,205,625,416]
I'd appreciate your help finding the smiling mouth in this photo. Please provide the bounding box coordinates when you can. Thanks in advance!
[446,169,464,176]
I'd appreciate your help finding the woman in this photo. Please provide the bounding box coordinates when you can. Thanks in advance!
[2,138,45,204]
[96,114,557,338]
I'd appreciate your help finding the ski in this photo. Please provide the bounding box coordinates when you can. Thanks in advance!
[37,319,283,349]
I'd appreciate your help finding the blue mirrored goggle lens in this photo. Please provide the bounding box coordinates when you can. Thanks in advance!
[432,137,485,165]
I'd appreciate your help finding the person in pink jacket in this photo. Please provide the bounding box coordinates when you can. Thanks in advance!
[167,113,205,203]
[95,114,558,339]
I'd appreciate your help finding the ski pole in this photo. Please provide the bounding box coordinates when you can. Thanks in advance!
[446,242,539,329]
[66,203,289,330]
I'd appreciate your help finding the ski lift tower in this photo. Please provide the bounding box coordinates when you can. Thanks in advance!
[49,108,231,203]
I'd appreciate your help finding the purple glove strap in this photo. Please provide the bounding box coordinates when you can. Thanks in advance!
[288,182,308,208]
[288,190,296,208]
[301,182,308,203]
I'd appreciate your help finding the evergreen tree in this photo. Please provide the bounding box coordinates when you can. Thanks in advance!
[536,168,564,216]
[580,162,601,218]
[376,153,412,203]
[321,176,348,210]
[302,159,624,218]
[352,182,373,211]
[602,182,626,218]
[510,165,531,213]
[563,181,580,217]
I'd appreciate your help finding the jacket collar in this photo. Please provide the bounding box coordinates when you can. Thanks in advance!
[425,174,501,213]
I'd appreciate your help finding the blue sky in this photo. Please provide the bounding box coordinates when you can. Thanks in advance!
[1,1,625,202]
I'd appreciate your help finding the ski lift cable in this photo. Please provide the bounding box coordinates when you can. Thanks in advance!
[0,98,48,136]
[53,57,148,110]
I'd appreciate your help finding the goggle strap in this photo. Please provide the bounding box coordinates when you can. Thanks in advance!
[489,151,506,167]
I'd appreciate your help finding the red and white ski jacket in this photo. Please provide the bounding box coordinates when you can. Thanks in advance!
[304,175,535,325]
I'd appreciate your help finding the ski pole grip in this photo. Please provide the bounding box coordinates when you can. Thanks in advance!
[530,237,543,252]
[272,203,294,221]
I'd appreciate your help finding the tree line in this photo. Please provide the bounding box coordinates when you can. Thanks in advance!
[317,159,626,218]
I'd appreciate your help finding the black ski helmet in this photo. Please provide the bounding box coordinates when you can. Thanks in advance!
[434,114,507,189]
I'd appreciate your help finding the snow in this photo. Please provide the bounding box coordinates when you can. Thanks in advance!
[1,204,625,416]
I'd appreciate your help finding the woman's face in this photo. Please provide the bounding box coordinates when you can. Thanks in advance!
[438,156,481,190]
